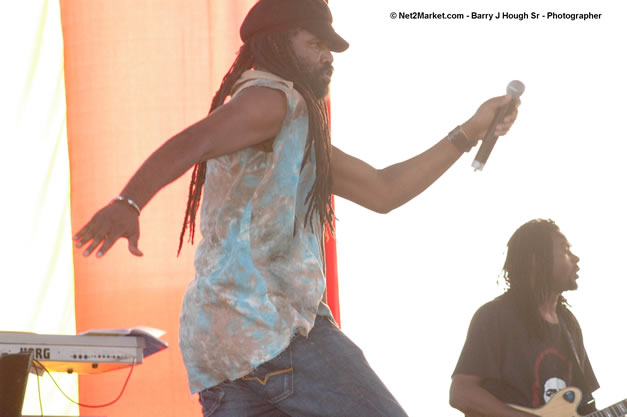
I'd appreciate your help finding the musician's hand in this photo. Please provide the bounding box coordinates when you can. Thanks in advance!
[73,201,143,257]
[462,94,521,145]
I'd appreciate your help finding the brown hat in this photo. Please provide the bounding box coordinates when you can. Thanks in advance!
[240,0,349,52]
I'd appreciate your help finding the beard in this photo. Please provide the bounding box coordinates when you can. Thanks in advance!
[299,62,333,99]
[566,278,578,291]
[553,275,578,293]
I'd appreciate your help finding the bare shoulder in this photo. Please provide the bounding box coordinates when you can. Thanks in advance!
[223,85,288,126]
[193,85,291,160]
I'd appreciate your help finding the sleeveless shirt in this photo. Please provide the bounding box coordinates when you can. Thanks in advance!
[179,70,332,393]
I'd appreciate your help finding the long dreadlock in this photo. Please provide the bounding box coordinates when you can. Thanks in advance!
[177,29,334,254]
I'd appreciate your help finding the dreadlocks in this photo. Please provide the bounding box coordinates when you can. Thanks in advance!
[500,218,574,339]
[177,28,334,254]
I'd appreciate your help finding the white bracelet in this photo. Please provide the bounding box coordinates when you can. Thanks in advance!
[112,196,141,215]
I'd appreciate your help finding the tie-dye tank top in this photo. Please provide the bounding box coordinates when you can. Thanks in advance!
[179,70,332,394]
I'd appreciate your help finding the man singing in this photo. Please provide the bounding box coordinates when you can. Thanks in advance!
[74,0,520,415]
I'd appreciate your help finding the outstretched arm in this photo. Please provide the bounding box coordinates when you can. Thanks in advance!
[73,86,287,257]
[450,374,537,417]
[332,94,519,213]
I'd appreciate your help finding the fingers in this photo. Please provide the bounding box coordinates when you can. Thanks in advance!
[494,117,517,136]
[75,232,140,258]
[484,94,520,137]
[82,232,108,257]
[489,94,520,113]
[128,234,144,257]
[495,93,513,107]
[96,232,124,257]
[495,98,521,136]
[72,204,141,258]
[495,125,512,137]
[481,94,512,113]
[468,95,516,139]
[73,217,106,254]
[75,228,140,257]
[73,224,94,247]
[74,220,119,257]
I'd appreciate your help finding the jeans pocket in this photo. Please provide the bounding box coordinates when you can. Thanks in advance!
[241,346,294,403]
[198,386,224,417]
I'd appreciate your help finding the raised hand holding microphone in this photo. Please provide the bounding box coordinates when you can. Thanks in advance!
[471,80,525,171]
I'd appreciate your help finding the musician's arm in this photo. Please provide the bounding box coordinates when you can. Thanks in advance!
[450,374,538,417]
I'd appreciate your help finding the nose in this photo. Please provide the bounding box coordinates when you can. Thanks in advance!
[321,47,333,64]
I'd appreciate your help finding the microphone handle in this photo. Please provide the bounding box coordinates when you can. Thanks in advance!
[472,100,517,171]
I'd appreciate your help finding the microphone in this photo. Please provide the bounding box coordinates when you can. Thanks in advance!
[472,80,525,171]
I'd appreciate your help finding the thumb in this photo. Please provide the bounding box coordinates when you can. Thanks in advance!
[128,235,144,257]
[491,94,513,109]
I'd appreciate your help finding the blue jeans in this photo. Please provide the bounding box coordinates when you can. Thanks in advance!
[198,315,408,417]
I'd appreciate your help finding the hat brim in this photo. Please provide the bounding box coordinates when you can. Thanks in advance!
[302,22,349,52]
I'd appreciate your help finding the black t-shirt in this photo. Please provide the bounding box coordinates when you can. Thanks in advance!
[453,296,599,414]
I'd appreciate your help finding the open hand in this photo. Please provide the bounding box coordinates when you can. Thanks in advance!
[73,201,143,257]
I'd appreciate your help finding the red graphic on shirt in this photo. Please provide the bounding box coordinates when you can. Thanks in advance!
[531,347,573,408]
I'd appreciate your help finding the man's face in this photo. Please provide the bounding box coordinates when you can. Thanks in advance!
[290,29,334,99]
[550,232,580,292]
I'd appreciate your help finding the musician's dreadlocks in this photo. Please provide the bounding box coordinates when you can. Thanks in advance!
[501,218,575,339]
[178,28,334,254]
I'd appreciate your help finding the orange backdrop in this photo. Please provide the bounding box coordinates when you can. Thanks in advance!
[61,1,339,415]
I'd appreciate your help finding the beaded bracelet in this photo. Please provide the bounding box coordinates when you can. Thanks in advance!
[112,195,141,215]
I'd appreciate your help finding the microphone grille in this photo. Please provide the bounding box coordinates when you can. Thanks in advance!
[507,80,525,97]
